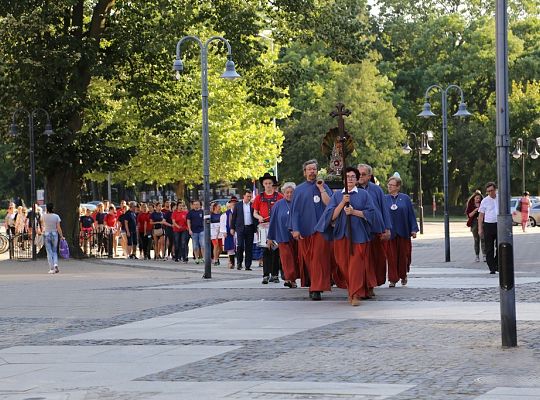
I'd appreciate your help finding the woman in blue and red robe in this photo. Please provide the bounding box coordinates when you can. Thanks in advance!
[384,175,419,287]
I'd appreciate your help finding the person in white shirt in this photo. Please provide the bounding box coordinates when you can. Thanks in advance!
[478,182,498,274]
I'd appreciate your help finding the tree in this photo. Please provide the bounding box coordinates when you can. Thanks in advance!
[0,1,289,253]
[277,43,406,183]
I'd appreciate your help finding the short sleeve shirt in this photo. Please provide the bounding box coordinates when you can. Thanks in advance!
[80,215,94,229]
[479,195,498,223]
[187,209,204,233]
[253,192,284,220]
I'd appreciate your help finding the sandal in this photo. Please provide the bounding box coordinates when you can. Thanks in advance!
[389,282,396,288]
[401,277,408,286]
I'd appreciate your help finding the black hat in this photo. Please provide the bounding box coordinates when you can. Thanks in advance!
[229,195,238,203]
[259,172,278,185]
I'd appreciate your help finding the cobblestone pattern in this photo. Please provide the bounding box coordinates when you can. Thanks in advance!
[140,319,540,400]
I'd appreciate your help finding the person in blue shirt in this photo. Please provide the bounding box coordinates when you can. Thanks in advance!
[358,163,393,293]
[385,175,419,287]
[187,200,205,264]
[315,167,375,306]
[123,201,138,259]
[290,159,333,301]
[267,182,299,288]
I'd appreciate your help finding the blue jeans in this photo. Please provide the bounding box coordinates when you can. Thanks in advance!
[44,232,59,268]
[191,231,205,252]
[174,230,189,261]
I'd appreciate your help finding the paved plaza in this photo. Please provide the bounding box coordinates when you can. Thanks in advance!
[1,222,539,399]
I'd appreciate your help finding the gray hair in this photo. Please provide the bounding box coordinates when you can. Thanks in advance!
[302,159,319,171]
[129,201,137,207]
[357,163,372,175]
[388,175,402,186]
[281,182,296,192]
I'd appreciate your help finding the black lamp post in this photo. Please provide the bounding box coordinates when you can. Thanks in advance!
[10,108,54,260]
[418,85,471,262]
[173,35,240,279]
[402,131,433,234]
[511,137,540,193]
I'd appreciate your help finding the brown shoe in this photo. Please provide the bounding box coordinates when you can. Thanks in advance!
[350,297,360,306]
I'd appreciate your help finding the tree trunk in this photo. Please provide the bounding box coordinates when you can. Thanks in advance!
[174,180,186,203]
[46,168,83,258]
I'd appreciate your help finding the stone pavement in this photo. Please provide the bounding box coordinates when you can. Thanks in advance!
[0,222,539,399]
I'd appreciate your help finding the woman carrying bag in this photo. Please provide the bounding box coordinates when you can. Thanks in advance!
[41,203,64,274]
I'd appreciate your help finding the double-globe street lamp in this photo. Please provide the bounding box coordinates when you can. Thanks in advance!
[418,84,471,262]
[402,131,433,235]
[173,35,240,279]
[511,137,540,193]
[10,108,54,260]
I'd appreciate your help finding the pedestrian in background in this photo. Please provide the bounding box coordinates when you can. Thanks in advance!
[519,191,531,232]
[210,202,223,266]
[137,203,151,259]
[478,182,499,274]
[123,201,138,259]
[220,196,237,268]
[42,203,64,274]
[231,190,257,271]
[4,203,17,236]
[465,190,486,262]
[172,202,189,263]
[187,200,205,264]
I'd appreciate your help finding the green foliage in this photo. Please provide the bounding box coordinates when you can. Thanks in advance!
[277,43,406,183]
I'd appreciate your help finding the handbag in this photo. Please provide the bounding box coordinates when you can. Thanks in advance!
[59,238,70,259]
[34,234,44,249]
[516,200,522,212]
[153,228,164,237]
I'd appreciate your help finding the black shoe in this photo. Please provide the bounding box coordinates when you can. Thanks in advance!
[237,264,243,270]
[271,276,280,283]
[262,276,269,284]
[490,271,496,274]
[245,267,252,271]
[284,281,293,288]
[311,291,322,301]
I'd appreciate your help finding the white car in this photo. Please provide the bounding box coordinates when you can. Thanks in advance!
[511,197,539,227]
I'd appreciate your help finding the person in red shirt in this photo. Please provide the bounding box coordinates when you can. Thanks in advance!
[104,206,119,257]
[253,172,284,284]
[172,202,189,262]
[137,203,152,259]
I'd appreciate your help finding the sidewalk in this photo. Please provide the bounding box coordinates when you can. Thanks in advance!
[0,222,539,399]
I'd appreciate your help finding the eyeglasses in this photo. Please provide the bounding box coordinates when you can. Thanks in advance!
[359,173,369,177]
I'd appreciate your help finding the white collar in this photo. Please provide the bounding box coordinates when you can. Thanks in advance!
[342,186,358,193]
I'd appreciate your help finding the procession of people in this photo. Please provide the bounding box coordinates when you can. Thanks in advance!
[263,159,419,306]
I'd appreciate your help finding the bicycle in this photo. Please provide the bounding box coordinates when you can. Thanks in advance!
[0,233,9,254]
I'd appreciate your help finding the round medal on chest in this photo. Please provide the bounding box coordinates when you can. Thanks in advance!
[313,195,321,203]
[390,204,398,210]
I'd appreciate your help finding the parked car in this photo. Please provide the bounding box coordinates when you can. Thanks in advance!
[211,198,233,213]
[80,203,97,213]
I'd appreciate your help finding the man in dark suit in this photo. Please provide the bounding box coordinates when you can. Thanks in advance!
[231,189,257,270]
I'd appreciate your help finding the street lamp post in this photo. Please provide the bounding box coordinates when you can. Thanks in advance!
[402,131,433,234]
[418,85,471,262]
[511,137,540,193]
[10,108,54,260]
[173,35,240,279]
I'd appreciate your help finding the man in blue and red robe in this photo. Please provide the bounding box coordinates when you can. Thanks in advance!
[290,159,333,301]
